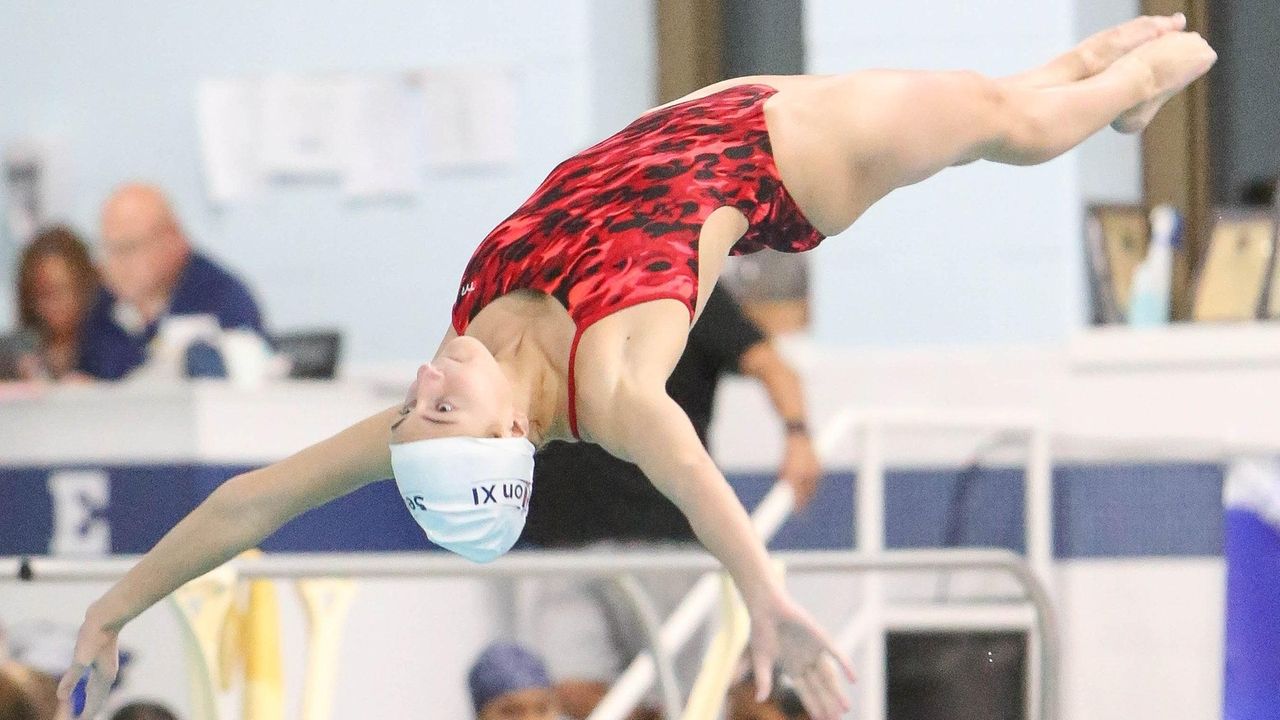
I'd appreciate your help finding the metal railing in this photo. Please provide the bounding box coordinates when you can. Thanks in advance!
[1,404,1060,720]
[841,407,1052,720]
[589,406,1055,720]
[0,549,1057,720]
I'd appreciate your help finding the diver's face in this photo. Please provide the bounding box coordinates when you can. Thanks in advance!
[390,336,518,443]
[478,688,557,720]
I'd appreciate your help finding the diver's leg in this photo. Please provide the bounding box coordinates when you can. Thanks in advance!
[770,30,1216,234]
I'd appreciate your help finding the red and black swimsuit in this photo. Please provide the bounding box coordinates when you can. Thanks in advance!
[450,83,825,439]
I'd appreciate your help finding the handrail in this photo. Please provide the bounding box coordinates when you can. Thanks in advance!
[843,406,1054,720]
[4,548,1046,582]
[0,549,1058,720]
[3,403,1061,720]
[614,573,684,720]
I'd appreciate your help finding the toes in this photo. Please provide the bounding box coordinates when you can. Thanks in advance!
[1138,16,1167,39]
[1106,16,1169,56]
[1162,12,1187,33]
[1132,13,1186,41]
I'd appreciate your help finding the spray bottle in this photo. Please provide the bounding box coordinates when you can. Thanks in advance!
[1127,204,1182,326]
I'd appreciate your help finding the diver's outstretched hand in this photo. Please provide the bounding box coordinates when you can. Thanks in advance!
[749,590,856,720]
[54,616,119,720]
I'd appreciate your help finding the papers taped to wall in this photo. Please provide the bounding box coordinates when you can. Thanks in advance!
[195,66,518,204]
[416,67,519,169]
[196,79,263,203]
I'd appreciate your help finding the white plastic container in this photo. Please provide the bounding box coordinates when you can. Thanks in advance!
[1127,204,1181,326]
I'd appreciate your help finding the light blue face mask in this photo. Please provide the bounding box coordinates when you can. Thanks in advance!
[390,436,536,563]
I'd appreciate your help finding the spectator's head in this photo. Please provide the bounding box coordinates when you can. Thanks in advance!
[109,700,179,720]
[0,669,38,720]
[0,662,58,720]
[726,675,811,720]
[99,183,190,311]
[467,643,556,720]
[16,225,98,341]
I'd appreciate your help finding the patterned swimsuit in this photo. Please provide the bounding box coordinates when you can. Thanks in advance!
[450,84,825,438]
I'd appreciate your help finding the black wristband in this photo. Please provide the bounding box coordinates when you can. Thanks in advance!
[784,419,809,436]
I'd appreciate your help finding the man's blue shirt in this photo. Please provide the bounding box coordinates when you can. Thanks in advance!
[79,252,265,379]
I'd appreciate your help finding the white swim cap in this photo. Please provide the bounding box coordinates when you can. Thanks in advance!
[390,436,536,563]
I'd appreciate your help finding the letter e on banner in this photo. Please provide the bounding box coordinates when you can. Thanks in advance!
[47,470,110,556]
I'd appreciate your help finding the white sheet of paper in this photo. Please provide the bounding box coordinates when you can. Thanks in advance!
[3,137,73,248]
[260,74,353,177]
[196,78,263,203]
[3,144,47,242]
[340,76,421,199]
[419,67,518,168]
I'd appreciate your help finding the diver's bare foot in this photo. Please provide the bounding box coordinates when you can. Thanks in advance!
[1075,13,1186,77]
[1111,31,1218,134]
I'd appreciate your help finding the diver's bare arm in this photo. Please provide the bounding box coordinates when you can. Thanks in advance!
[591,388,854,720]
[595,387,781,604]
[86,406,399,630]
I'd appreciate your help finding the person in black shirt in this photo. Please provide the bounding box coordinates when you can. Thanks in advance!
[523,285,821,720]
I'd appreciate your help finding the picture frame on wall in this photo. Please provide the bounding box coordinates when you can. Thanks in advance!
[1267,248,1280,319]
[1268,184,1280,319]
[1192,209,1276,321]
[1085,204,1150,324]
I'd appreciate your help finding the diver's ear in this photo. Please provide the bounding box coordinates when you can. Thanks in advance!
[510,411,531,439]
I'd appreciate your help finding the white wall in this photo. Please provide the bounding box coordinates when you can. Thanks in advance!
[0,1,1148,359]
[587,0,656,140]
[0,0,655,364]
[0,0,1157,362]
[804,1,1149,348]
[1076,0,1144,203]
[803,1,1084,347]
[1057,560,1223,720]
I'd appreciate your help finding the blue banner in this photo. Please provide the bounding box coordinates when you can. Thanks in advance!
[1,462,1225,558]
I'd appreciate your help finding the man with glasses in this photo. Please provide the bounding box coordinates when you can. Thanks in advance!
[78,183,265,380]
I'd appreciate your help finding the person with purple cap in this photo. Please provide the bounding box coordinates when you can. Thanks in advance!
[469,642,560,720]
